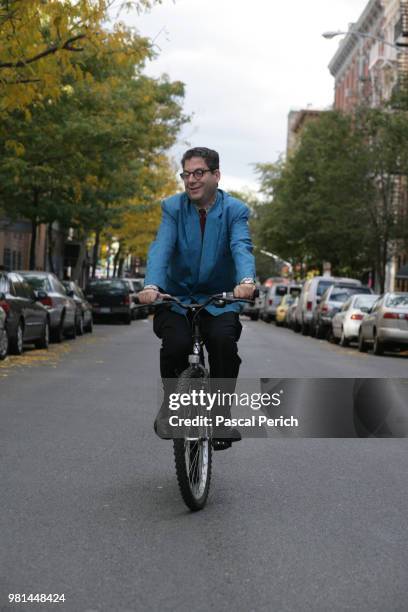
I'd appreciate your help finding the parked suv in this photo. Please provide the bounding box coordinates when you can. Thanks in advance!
[85,278,134,324]
[294,276,362,336]
[312,283,373,339]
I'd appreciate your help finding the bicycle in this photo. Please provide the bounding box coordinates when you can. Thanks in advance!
[148,291,256,512]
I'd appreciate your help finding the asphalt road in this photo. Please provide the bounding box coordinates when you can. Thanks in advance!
[1,317,407,612]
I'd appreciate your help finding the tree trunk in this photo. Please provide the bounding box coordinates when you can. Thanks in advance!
[118,256,125,277]
[113,243,122,277]
[47,224,55,273]
[92,230,100,278]
[29,219,37,270]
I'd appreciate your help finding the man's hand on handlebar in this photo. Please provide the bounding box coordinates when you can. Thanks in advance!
[233,283,256,300]
[137,289,172,304]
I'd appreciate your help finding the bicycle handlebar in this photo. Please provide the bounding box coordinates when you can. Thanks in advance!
[135,289,258,310]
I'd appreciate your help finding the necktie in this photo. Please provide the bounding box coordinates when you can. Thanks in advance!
[199,209,207,238]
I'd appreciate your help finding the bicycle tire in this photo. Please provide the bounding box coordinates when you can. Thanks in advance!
[173,368,212,511]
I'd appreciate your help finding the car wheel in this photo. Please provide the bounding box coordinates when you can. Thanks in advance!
[373,331,384,356]
[51,315,64,343]
[76,315,84,336]
[0,328,8,360]
[315,322,324,339]
[358,330,368,353]
[309,322,316,338]
[300,321,308,335]
[123,312,132,325]
[85,316,93,333]
[10,320,24,355]
[66,319,77,339]
[35,320,50,349]
[339,329,349,347]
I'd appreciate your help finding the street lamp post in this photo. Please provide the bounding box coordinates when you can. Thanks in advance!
[322,29,408,53]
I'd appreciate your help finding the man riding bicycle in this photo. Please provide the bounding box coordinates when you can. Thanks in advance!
[138,147,256,446]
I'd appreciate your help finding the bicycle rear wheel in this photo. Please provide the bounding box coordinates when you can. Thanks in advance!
[173,369,212,511]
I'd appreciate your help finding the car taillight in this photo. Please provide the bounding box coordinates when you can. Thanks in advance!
[40,296,53,307]
[269,299,273,305]
[307,301,312,311]
[351,314,364,320]
[0,300,10,315]
[122,295,130,305]
[383,312,408,320]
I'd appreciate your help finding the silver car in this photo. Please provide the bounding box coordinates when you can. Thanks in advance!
[18,271,77,342]
[358,292,408,355]
[332,294,379,346]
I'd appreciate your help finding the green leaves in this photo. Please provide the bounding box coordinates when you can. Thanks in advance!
[256,108,408,287]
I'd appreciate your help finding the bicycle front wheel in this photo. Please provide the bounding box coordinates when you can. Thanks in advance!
[173,369,212,511]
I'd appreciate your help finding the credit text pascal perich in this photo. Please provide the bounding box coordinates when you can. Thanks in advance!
[168,415,299,428]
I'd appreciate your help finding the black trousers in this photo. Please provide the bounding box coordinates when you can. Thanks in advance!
[153,307,242,382]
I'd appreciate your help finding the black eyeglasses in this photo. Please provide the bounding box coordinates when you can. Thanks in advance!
[179,168,214,181]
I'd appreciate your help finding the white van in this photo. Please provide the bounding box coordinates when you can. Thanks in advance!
[294,276,362,335]
[261,283,301,322]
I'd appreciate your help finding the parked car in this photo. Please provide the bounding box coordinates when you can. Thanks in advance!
[332,294,379,346]
[85,278,134,324]
[0,305,8,360]
[18,271,77,342]
[358,292,408,355]
[295,276,363,336]
[62,281,93,334]
[275,294,295,326]
[125,278,149,319]
[261,283,301,323]
[0,272,50,354]
[242,284,263,321]
[312,283,373,340]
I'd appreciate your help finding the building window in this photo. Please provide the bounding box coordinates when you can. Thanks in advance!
[3,248,11,270]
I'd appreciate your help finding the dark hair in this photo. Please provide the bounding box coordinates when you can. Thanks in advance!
[181,147,219,171]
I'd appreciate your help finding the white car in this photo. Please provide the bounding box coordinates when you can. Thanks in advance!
[332,293,379,346]
[358,292,408,355]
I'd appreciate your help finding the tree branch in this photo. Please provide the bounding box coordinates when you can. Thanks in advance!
[0,34,86,69]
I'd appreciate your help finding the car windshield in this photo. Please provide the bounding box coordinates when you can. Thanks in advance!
[317,281,333,296]
[354,295,377,309]
[289,287,301,297]
[87,280,127,292]
[385,294,408,308]
[330,292,352,303]
[131,280,144,291]
[22,275,51,291]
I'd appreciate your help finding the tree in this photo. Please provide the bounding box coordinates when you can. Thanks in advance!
[256,112,381,282]
[355,107,408,290]
[0,0,160,113]
[0,24,187,270]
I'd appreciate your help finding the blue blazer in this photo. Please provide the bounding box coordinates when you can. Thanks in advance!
[145,189,256,315]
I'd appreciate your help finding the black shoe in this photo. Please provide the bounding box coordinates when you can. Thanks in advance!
[153,402,173,440]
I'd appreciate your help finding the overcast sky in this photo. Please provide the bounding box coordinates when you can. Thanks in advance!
[119,0,369,192]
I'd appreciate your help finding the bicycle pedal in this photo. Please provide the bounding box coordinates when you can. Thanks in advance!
[212,439,232,451]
